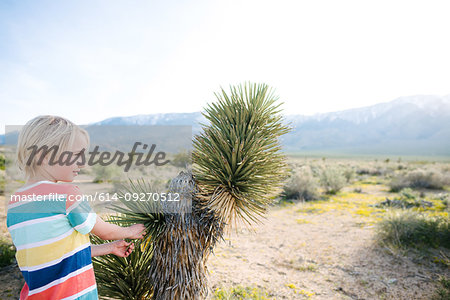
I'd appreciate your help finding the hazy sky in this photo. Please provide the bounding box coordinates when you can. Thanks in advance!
[1,0,450,133]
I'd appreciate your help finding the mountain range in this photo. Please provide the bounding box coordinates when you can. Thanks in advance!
[2,95,450,156]
[283,95,450,156]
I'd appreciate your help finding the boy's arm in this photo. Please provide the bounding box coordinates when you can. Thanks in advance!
[91,240,135,257]
[91,216,146,240]
[66,186,145,239]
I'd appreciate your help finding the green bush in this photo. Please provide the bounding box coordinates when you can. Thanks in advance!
[319,166,346,194]
[170,151,191,168]
[0,239,16,268]
[283,166,319,201]
[213,285,270,300]
[0,169,5,195]
[343,167,355,183]
[376,210,450,249]
[91,165,122,183]
[356,167,384,176]
[375,188,433,209]
[389,169,450,192]
[432,276,450,300]
[0,153,5,170]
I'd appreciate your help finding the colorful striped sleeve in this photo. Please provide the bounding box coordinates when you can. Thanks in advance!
[65,186,97,235]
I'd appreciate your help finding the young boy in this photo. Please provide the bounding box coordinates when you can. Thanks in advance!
[7,115,146,299]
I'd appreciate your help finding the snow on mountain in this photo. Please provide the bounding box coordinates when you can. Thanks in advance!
[2,95,449,155]
[286,95,450,125]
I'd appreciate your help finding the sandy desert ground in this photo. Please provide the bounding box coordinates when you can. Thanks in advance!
[206,184,448,299]
[0,172,448,300]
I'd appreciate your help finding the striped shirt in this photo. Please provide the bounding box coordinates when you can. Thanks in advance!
[7,181,98,300]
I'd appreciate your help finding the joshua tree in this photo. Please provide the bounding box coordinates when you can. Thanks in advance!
[92,82,290,299]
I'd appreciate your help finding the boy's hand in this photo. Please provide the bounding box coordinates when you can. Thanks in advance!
[110,240,135,257]
[127,224,146,239]
[92,217,146,241]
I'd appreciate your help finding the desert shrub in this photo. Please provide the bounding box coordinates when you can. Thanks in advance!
[374,188,433,209]
[356,167,384,176]
[376,210,450,249]
[319,166,346,194]
[432,276,450,300]
[0,238,15,268]
[389,169,450,192]
[343,167,355,183]
[353,187,362,193]
[92,165,122,183]
[0,169,5,195]
[397,164,406,170]
[308,164,322,177]
[213,285,270,300]
[170,151,191,168]
[0,152,14,171]
[282,166,319,201]
[442,197,449,212]
[0,153,5,170]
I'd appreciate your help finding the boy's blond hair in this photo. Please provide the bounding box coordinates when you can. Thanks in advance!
[16,115,90,179]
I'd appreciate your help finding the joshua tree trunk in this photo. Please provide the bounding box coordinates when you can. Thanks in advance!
[149,171,225,299]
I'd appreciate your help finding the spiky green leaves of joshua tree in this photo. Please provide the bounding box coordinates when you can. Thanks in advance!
[92,180,165,300]
[193,82,291,225]
[108,179,166,240]
[91,221,155,300]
